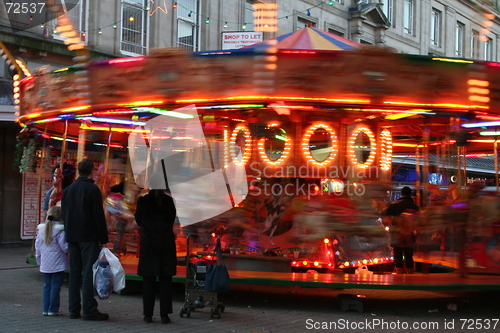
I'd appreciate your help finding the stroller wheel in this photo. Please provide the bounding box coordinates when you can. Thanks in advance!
[216,302,225,313]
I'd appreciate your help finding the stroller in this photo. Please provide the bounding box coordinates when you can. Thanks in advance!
[180,234,225,319]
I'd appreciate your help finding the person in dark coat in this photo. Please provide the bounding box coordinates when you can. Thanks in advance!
[382,186,420,274]
[135,172,177,324]
[62,159,109,321]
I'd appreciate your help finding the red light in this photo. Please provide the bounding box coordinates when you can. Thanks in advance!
[173,3,177,8]
[109,57,145,65]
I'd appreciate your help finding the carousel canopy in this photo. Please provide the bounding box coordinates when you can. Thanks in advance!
[242,27,360,52]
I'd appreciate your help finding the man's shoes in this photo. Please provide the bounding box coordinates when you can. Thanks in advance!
[69,312,81,319]
[83,311,109,321]
[42,312,48,316]
[161,315,171,324]
[143,316,153,323]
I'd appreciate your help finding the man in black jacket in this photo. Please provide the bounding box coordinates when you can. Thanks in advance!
[383,186,420,274]
[62,159,109,320]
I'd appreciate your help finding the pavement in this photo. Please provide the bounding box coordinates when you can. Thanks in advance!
[2,245,500,333]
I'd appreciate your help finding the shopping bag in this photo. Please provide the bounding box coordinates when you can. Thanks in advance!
[93,247,126,295]
[93,259,113,299]
[204,263,231,293]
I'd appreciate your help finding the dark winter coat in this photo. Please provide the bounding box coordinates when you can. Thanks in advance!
[383,195,420,247]
[135,190,177,277]
[62,176,109,244]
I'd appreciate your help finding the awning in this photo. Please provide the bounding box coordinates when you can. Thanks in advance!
[243,26,360,52]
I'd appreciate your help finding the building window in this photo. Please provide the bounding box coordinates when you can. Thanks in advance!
[455,22,464,57]
[484,38,493,61]
[404,0,413,35]
[177,0,199,51]
[328,29,344,37]
[380,0,392,23]
[297,17,315,30]
[121,0,149,55]
[53,0,85,41]
[430,9,440,47]
[245,0,255,30]
[471,30,478,59]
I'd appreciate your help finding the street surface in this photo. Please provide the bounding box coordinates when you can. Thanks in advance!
[1,246,500,333]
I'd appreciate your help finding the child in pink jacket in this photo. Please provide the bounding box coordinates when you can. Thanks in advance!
[35,206,69,316]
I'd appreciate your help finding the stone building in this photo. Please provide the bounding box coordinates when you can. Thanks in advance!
[0,0,499,244]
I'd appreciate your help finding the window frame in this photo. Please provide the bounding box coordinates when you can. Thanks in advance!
[430,9,440,47]
[176,0,200,51]
[380,0,393,23]
[52,0,85,42]
[455,22,464,58]
[484,37,493,61]
[471,30,479,59]
[120,0,150,56]
[404,0,413,35]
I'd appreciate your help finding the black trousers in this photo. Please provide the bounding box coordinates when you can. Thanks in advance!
[142,276,173,317]
[393,246,414,269]
[68,241,100,316]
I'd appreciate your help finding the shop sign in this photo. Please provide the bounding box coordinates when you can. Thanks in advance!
[222,32,263,50]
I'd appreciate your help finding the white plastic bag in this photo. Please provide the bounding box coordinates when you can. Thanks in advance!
[94,259,113,299]
[93,247,126,294]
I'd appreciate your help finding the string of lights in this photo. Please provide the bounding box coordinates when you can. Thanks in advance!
[24,0,338,36]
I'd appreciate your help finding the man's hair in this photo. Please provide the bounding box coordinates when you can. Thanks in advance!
[401,186,412,196]
[78,159,94,177]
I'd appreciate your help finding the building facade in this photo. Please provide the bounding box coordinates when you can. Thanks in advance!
[1,0,500,244]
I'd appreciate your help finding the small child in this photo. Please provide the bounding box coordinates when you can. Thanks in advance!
[35,206,69,316]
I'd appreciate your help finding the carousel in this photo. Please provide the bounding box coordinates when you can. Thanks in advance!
[15,27,500,278]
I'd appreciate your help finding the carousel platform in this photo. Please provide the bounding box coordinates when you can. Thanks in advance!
[26,252,500,291]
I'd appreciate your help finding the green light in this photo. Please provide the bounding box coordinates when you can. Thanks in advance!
[329,1,334,5]
[275,135,287,141]
[134,107,194,119]
[112,24,117,29]
[480,131,500,136]
[205,18,210,24]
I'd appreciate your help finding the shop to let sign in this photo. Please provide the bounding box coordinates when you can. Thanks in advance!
[222,32,263,50]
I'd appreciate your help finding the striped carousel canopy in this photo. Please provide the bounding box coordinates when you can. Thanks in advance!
[243,27,360,51]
